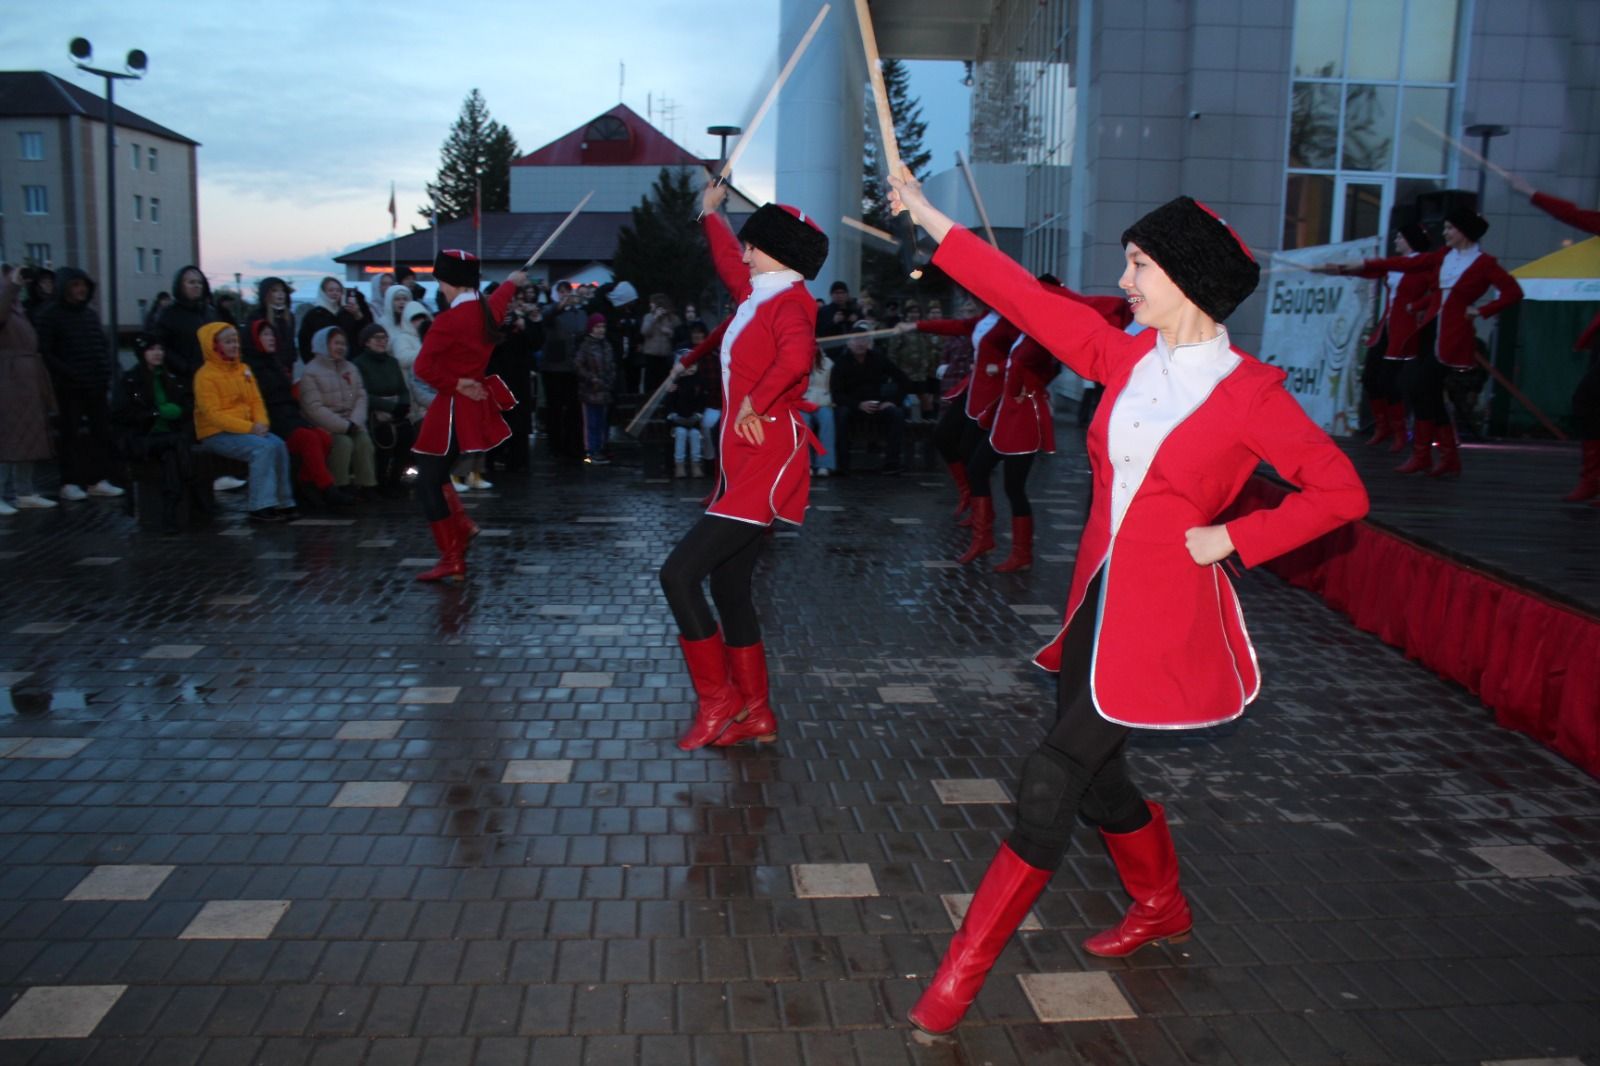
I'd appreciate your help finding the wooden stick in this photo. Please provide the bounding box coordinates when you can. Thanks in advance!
[1413,118,1521,186]
[854,0,902,180]
[521,191,594,270]
[816,326,901,346]
[842,215,901,248]
[1470,347,1567,441]
[719,5,831,181]
[955,151,997,247]
[625,364,682,438]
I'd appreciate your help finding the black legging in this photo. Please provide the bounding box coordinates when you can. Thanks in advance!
[1401,353,1452,424]
[658,515,768,645]
[1573,348,1600,440]
[1007,570,1151,871]
[933,401,982,466]
[414,440,458,522]
[1361,335,1402,405]
[966,439,1036,517]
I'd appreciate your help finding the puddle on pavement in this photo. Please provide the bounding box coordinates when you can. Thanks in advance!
[2,686,92,716]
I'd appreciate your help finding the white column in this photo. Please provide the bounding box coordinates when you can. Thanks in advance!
[776,0,863,292]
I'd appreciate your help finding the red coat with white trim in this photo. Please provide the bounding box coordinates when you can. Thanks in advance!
[981,334,1061,454]
[1346,259,1434,358]
[916,314,1020,413]
[1362,247,1522,369]
[700,212,818,526]
[1531,191,1600,351]
[412,282,518,456]
[932,226,1369,729]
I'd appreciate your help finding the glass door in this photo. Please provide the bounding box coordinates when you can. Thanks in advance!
[1336,177,1391,244]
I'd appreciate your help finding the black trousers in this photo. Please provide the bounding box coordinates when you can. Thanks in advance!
[835,404,906,473]
[966,439,1035,517]
[540,371,582,459]
[658,515,768,645]
[372,418,417,488]
[933,402,981,466]
[1572,349,1600,440]
[52,380,116,488]
[414,440,458,523]
[1007,570,1151,871]
[1401,353,1452,424]
[1362,335,1402,405]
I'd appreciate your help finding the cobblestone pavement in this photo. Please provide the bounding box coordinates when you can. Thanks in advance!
[1,437,1597,1066]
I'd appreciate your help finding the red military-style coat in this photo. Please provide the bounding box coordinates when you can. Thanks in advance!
[1531,191,1600,351]
[1346,257,1435,358]
[412,282,518,456]
[916,313,1021,413]
[1362,246,1522,369]
[694,211,818,526]
[982,334,1061,455]
[932,226,1369,729]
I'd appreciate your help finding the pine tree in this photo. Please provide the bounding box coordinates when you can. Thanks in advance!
[611,168,714,310]
[422,89,520,222]
[861,59,933,302]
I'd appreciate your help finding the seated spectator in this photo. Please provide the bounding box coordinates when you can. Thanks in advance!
[113,335,198,533]
[299,327,378,498]
[244,322,343,508]
[803,348,835,478]
[34,266,124,501]
[0,266,58,514]
[575,313,616,465]
[352,324,415,496]
[245,277,296,372]
[192,323,295,523]
[887,299,941,420]
[664,356,709,478]
[297,276,366,362]
[831,320,911,476]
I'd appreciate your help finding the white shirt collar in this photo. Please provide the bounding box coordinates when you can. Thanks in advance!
[750,269,802,292]
[1155,326,1232,367]
[450,290,480,308]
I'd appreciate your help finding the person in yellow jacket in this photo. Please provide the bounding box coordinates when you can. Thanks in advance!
[193,321,296,523]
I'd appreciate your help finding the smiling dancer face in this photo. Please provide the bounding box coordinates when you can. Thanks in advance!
[1118,241,1205,340]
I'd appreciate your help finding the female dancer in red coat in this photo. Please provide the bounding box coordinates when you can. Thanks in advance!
[889,175,1369,1035]
[1520,182,1600,501]
[412,250,522,582]
[914,304,1019,521]
[657,181,828,750]
[1335,210,1522,477]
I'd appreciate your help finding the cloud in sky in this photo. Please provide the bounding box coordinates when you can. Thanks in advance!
[4,2,970,292]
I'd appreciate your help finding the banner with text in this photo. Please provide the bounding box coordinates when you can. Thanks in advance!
[1258,237,1381,436]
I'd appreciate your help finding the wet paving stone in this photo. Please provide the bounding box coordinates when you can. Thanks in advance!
[0,434,1596,1063]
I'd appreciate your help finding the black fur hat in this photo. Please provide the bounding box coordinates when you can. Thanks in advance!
[433,248,480,289]
[1120,196,1260,322]
[1445,208,1488,242]
[738,204,830,280]
[1398,222,1432,252]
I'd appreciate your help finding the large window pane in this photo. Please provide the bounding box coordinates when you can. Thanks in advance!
[1290,83,1341,168]
[1404,0,1459,81]
[1342,182,1384,240]
[1397,87,1451,173]
[1342,84,1396,171]
[1293,0,1347,77]
[1284,174,1335,250]
[1348,0,1402,79]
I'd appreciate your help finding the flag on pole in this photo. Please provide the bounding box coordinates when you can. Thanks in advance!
[474,178,482,261]
[430,204,439,263]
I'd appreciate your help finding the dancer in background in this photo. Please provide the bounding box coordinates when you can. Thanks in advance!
[890,174,1369,1036]
[658,180,827,750]
[410,251,522,583]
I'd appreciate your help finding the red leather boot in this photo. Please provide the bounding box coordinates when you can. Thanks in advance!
[1394,419,1434,473]
[956,497,995,565]
[1427,422,1462,478]
[1082,802,1193,957]
[1387,408,1410,453]
[948,461,972,520]
[715,641,778,746]
[908,843,1052,1035]
[415,519,465,583]
[1562,440,1600,502]
[993,515,1034,572]
[675,631,748,750]
[1365,398,1391,446]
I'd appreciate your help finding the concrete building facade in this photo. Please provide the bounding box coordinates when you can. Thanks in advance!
[0,72,199,328]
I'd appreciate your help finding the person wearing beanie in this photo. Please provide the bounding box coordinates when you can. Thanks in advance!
[191,322,296,523]
[1519,181,1600,502]
[353,323,416,496]
[905,294,1020,527]
[299,326,378,497]
[574,313,617,464]
[242,322,344,508]
[112,335,199,533]
[410,249,525,582]
[1331,208,1521,477]
[659,180,829,752]
[1316,223,1434,452]
[889,175,1369,1036]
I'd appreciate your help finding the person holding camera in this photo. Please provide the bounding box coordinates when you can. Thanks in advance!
[297,276,367,363]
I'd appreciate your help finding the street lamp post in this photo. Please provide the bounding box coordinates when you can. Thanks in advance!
[707,125,742,170]
[1464,123,1510,207]
[69,37,147,361]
